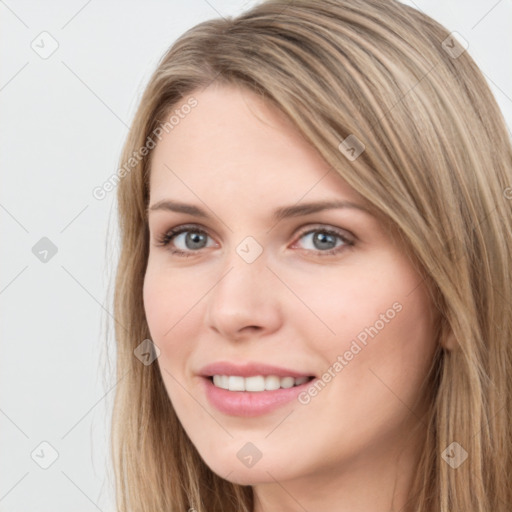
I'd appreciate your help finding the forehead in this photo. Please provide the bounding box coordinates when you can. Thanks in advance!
[148,83,362,206]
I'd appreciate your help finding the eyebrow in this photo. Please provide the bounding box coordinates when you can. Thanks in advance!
[147,199,371,223]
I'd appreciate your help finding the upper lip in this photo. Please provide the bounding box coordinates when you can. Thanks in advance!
[198,361,314,378]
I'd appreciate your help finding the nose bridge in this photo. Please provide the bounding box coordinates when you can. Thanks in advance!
[205,241,282,339]
[215,233,269,299]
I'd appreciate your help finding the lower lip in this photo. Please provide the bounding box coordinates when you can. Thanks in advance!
[201,376,315,417]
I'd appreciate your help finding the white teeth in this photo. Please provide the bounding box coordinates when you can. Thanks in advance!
[245,376,265,391]
[228,376,245,391]
[211,375,311,392]
[280,376,295,389]
[265,375,281,390]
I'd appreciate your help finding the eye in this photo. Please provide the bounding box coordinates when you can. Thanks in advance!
[154,224,215,257]
[153,223,355,258]
[292,225,354,256]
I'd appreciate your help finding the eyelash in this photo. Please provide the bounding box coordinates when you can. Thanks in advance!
[154,223,355,258]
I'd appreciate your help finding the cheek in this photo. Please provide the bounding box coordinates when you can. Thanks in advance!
[367,285,437,399]
[143,266,194,394]
[143,269,169,341]
[143,267,196,403]
[292,270,436,452]
[299,255,436,377]
[142,261,203,341]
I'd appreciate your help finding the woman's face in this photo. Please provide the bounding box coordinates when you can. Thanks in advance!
[143,83,438,488]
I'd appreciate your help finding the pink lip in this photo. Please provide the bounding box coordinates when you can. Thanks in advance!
[197,361,316,417]
[198,361,313,378]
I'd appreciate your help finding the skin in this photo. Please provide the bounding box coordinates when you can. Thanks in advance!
[143,82,439,512]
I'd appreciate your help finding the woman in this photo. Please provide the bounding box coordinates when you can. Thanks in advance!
[110,0,512,510]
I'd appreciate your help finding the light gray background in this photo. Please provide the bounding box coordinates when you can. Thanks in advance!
[1,1,510,510]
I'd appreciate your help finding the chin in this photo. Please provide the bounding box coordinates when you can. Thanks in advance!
[212,465,275,486]
[200,451,285,486]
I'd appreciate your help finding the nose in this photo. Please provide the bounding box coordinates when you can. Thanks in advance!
[204,255,283,342]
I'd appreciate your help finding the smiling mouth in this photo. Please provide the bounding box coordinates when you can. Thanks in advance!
[207,375,315,392]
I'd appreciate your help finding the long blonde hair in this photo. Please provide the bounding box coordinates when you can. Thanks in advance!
[109,0,512,510]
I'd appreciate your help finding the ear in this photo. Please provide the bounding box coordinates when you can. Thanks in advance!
[440,328,457,351]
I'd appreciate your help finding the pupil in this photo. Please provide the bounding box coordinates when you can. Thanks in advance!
[315,232,335,250]
[187,232,206,249]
